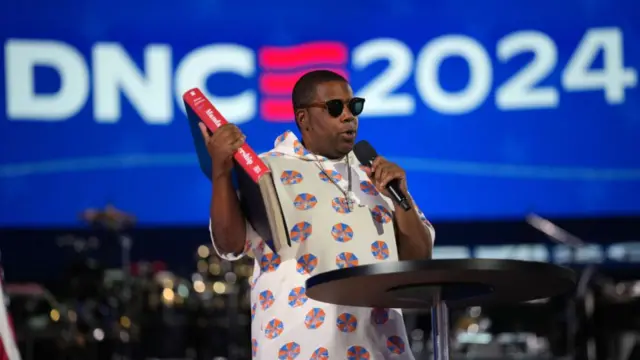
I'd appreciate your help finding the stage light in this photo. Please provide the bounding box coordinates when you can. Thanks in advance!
[49,309,60,322]
[193,280,205,293]
[120,316,131,328]
[213,281,226,294]
[162,288,175,302]
[197,245,210,258]
[209,263,221,275]
[93,328,105,341]
[177,283,189,297]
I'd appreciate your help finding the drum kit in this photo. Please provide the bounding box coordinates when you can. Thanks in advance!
[52,205,255,360]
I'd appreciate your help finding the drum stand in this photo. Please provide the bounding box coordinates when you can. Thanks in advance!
[82,205,136,360]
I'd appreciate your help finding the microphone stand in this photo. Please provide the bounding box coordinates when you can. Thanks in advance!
[525,213,598,360]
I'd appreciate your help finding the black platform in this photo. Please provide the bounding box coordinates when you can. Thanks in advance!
[306,259,576,309]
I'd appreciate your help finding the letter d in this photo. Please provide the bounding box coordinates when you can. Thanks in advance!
[5,39,89,120]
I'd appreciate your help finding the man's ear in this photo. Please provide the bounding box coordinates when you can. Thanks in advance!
[295,109,308,131]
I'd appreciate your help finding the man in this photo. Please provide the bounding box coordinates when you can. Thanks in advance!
[199,70,435,359]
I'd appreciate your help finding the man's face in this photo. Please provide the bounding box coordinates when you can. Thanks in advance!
[302,80,359,158]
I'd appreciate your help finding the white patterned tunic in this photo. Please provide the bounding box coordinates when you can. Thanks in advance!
[210,130,435,360]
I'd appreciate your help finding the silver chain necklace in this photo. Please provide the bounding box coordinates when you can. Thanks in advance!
[312,154,356,211]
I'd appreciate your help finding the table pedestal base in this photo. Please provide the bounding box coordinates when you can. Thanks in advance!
[430,290,450,360]
[389,284,474,360]
[389,284,453,359]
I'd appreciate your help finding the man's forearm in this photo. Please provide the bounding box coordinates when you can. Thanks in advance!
[210,174,247,255]
[394,197,433,260]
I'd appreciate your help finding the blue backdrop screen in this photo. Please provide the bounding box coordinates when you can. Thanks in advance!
[0,0,639,226]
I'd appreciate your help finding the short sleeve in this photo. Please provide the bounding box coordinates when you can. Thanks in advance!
[209,217,263,261]
[415,205,436,244]
[407,190,435,244]
[208,151,272,260]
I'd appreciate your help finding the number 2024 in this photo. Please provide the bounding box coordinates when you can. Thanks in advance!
[352,27,638,116]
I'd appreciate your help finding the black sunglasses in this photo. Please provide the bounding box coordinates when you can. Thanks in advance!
[300,97,365,117]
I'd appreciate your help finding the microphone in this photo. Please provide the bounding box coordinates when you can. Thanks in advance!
[353,140,412,211]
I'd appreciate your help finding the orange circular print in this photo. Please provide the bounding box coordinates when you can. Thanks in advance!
[310,347,329,360]
[293,140,310,156]
[280,170,304,185]
[296,253,318,275]
[336,312,358,333]
[288,287,307,308]
[371,240,390,260]
[293,193,318,210]
[275,132,288,145]
[305,308,326,329]
[347,345,370,359]
[371,307,389,325]
[386,336,406,354]
[318,170,343,183]
[359,180,379,196]
[289,221,312,243]
[259,290,275,310]
[331,223,354,243]
[264,318,284,339]
[336,252,359,269]
[259,253,281,273]
[278,342,301,360]
[331,197,352,214]
[371,205,392,224]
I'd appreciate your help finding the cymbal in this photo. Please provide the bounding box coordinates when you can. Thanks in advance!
[81,204,137,230]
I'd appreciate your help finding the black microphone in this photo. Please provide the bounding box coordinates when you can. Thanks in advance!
[353,140,412,211]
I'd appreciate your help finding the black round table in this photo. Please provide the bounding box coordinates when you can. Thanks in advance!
[305,259,576,360]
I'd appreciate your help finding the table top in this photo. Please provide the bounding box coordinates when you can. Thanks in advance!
[305,259,576,309]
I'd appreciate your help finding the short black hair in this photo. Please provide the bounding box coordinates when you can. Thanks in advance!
[292,70,347,111]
